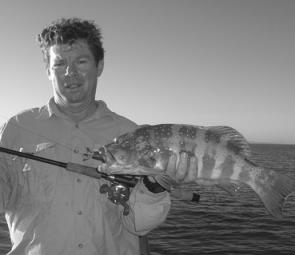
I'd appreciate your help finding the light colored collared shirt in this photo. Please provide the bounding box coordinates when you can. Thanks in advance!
[0,98,170,255]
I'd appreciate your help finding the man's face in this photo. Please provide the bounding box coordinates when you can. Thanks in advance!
[47,39,103,106]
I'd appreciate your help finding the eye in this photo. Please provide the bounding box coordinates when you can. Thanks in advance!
[53,63,64,69]
[113,137,122,144]
[122,141,130,148]
[52,60,66,68]
[52,65,66,72]
[119,155,125,160]
[77,58,89,66]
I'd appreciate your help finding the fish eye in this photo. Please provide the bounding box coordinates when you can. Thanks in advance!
[113,137,121,144]
[122,141,130,147]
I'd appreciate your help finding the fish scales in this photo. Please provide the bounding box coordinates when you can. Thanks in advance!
[100,124,295,218]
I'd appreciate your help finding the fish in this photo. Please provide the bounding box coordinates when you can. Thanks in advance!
[97,124,295,218]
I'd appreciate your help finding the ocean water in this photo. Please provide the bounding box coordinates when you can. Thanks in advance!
[1,144,295,254]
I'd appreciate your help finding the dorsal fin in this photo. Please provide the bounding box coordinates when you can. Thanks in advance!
[138,124,151,128]
[206,126,251,157]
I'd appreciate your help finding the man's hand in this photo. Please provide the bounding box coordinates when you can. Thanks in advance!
[165,152,198,184]
[100,182,131,215]
[144,152,198,193]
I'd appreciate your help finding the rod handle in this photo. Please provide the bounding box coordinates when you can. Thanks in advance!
[66,162,103,179]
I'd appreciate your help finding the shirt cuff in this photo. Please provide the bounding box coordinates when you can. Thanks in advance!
[131,180,171,232]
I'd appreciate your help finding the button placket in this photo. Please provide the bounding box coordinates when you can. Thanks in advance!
[70,124,97,252]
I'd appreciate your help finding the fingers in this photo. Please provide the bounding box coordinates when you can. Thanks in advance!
[154,175,174,191]
[166,152,198,184]
[184,156,198,182]
[166,153,177,178]
[97,163,108,173]
[175,152,188,182]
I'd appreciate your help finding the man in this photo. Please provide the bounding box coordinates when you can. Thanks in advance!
[0,18,197,255]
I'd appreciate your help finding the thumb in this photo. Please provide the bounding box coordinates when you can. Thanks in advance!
[153,175,175,192]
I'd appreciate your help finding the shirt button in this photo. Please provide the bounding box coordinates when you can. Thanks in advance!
[73,147,79,153]
[77,210,83,215]
[76,178,82,183]
[78,243,84,248]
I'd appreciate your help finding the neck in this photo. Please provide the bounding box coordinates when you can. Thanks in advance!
[55,100,97,123]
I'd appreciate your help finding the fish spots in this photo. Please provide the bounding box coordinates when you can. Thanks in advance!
[177,126,198,154]
[110,133,136,160]
[201,153,216,178]
[118,137,133,149]
[135,127,151,141]
[205,129,221,144]
[153,124,173,139]
[178,139,186,153]
[179,140,185,147]
[178,126,197,139]
[135,136,150,151]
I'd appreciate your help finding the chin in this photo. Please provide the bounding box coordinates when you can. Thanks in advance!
[66,99,86,106]
[65,94,86,104]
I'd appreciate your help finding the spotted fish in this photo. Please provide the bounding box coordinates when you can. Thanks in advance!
[98,124,295,218]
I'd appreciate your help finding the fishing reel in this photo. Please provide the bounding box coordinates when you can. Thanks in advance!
[86,147,139,215]
[99,174,138,216]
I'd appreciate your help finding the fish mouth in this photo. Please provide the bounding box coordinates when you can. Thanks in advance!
[92,146,113,164]
[98,148,119,166]
[105,150,117,164]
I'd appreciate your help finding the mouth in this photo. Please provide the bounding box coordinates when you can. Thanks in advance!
[64,83,82,90]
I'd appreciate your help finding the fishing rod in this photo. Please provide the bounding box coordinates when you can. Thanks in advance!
[0,146,200,214]
[0,146,139,215]
[0,146,138,187]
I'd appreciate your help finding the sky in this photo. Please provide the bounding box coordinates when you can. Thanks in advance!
[0,0,294,144]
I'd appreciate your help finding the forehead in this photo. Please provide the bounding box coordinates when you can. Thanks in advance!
[48,39,92,59]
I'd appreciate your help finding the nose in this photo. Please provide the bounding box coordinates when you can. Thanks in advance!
[65,64,78,76]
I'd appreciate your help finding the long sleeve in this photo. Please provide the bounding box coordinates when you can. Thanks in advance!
[0,121,20,213]
[0,100,171,255]
[0,153,12,212]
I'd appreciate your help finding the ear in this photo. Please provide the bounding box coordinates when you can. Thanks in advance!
[97,60,104,77]
[46,68,51,78]
[46,65,52,80]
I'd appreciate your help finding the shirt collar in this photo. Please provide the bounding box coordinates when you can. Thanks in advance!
[36,98,113,121]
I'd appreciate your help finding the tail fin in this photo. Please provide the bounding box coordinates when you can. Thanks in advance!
[256,169,295,218]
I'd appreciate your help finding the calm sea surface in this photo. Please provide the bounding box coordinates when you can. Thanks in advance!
[1,144,295,254]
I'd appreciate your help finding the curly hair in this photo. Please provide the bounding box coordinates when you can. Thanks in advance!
[37,17,104,67]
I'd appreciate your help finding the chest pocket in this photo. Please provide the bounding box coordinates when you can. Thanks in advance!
[18,142,60,207]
